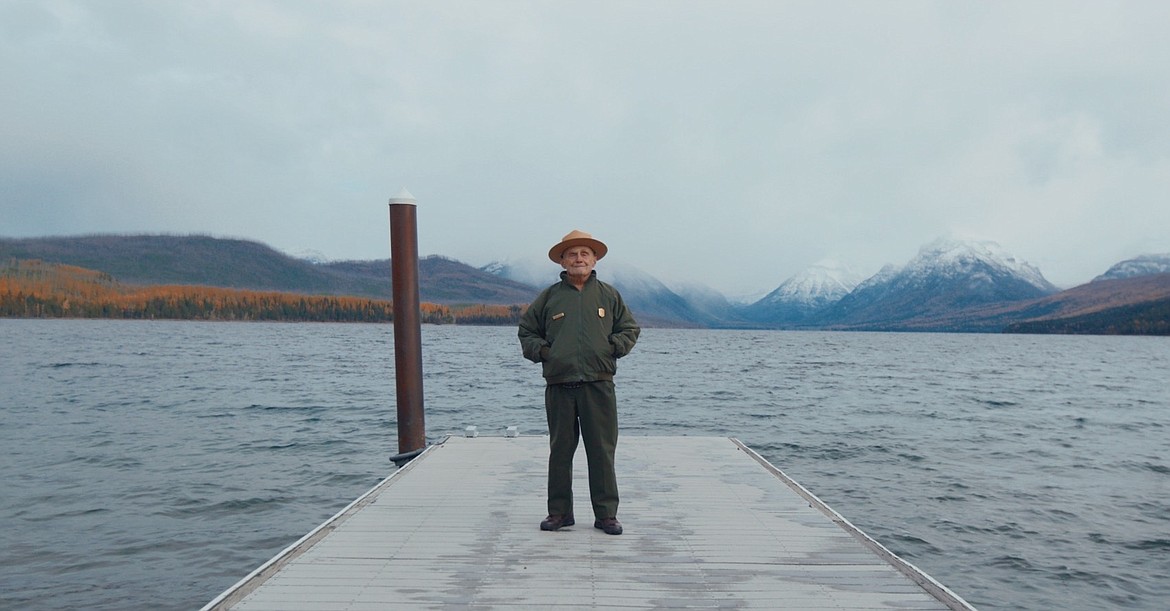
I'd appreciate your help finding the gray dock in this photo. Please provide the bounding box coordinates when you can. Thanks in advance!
[203,436,973,610]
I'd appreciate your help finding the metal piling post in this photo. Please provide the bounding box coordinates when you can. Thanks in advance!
[388,188,426,465]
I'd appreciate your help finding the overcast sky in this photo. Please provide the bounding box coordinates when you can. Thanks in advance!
[3,1,1168,297]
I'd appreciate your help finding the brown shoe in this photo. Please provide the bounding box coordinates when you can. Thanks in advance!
[540,513,575,531]
[594,517,622,535]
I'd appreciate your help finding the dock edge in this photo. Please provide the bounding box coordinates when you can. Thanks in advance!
[731,438,977,611]
[198,439,446,611]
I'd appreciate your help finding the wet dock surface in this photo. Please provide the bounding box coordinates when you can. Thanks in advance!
[203,436,972,610]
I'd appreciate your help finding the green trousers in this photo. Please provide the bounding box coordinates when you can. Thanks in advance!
[545,380,619,520]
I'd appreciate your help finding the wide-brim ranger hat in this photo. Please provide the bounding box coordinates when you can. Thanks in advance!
[548,229,608,263]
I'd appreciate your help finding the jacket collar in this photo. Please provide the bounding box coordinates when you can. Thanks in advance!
[559,270,597,287]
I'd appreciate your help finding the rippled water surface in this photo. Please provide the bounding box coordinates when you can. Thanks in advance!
[1,320,1167,610]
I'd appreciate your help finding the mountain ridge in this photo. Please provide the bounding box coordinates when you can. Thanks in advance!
[0,234,537,306]
[1093,253,1170,282]
[740,260,863,325]
[814,238,1060,330]
[3,233,1167,333]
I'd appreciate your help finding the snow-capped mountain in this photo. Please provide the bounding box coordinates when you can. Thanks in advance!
[760,260,865,308]
[854,263,899,292]
[901,238,1054,292]
[480,258,550,289]
[484,238,1064,330]
[742,260,864,324]
[1093,254,1170,282]
[821,237,1058,329]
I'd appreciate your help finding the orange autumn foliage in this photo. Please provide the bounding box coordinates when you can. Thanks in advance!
[2,259,523,325]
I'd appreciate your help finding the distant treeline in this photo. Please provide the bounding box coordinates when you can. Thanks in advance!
[1,259,524,325]
[1003,299,1170,335]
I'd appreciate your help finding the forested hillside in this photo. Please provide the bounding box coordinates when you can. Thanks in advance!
[1003,298,1170,334]
[1,259,523,324]
[0,235,538,305]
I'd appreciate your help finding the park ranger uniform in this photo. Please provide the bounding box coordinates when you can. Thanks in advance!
[519,269,640,521]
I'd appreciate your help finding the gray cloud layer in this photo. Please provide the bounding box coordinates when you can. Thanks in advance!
[3,1,1168,295]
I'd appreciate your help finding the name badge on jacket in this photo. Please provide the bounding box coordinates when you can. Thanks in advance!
[598,308,606,318]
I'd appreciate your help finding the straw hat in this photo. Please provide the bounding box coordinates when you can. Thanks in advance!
[548,229,608,263]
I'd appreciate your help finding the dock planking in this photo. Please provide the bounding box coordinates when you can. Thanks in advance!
[203,436,974,610]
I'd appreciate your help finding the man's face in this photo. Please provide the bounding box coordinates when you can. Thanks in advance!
[560,245,597,279]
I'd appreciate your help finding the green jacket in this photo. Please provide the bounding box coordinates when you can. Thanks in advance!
[518,271,640,385]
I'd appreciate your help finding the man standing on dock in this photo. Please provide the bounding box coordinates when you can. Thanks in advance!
[519,230,640,536]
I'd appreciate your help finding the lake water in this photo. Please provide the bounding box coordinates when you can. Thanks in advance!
[1,319,1167,610]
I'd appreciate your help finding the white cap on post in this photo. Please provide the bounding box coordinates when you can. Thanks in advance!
[389,188,416,206]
